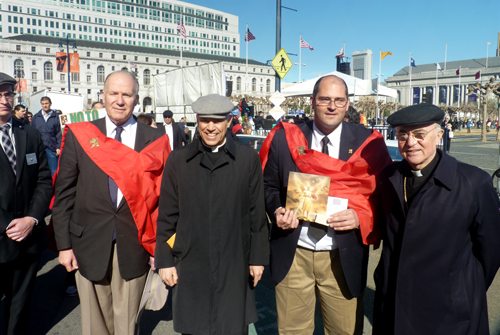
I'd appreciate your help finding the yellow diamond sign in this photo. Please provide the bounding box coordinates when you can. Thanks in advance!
[272,48,292,79]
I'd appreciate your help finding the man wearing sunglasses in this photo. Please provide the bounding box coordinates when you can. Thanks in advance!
[373,104,500,335]
[261,75,390,334]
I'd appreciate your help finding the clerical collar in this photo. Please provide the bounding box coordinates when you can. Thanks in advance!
[201,138,226,153]
[406,151,441,178]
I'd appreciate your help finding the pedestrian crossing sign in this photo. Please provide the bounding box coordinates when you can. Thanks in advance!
[272,48,292,79]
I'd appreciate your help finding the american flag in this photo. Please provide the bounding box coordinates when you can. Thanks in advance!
[177,21,187,39]
[245,28,255,42]
[300,37,314,51]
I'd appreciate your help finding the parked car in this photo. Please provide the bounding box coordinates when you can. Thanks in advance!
[236,134,403,161]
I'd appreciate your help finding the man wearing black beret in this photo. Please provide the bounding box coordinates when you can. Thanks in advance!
[373,103,500,334]
[0,72,52,334]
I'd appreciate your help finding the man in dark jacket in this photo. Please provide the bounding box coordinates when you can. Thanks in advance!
[161,110,186,150]
[261,75,390,334]
[373,104,500,335]
[31,96,61,175]
[0,72,52,334]
[156,94,269,335]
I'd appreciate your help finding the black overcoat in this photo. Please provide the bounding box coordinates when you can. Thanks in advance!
[155,134,269,335]
[373,151,500,335]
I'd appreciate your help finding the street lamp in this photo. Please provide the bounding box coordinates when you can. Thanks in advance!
[58,35,77,93]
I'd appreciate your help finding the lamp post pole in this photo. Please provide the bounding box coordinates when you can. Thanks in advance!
[59,35,76,93]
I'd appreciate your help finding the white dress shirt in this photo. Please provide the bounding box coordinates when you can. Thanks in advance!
[297,122,343,251]
[105,115,137,207]
[164,123,174,151]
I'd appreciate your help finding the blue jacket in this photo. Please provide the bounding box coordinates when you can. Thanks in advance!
[31,110,61,152]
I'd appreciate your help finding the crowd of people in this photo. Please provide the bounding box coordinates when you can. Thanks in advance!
[1,70,499,335]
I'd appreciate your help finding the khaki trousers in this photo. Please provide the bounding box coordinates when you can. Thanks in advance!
[75,245,148,335]
[275,248,363,335]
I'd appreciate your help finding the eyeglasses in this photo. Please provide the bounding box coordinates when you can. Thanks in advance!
[395,126,439,142]
[315,96,348,108]
[0,92,15,99]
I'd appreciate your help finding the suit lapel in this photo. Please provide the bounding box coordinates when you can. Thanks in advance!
[13,126,27,182]
[339,123,356,161]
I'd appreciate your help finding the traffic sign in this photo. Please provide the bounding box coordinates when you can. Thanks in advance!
[271,48,292,79]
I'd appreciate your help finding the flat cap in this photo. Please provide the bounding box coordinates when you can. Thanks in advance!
[0,73,16,89]
[162,110,173,118]
[192,94,234,119]
[387,103,444,127]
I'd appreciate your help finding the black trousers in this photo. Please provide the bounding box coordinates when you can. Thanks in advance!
[0,253,39,335]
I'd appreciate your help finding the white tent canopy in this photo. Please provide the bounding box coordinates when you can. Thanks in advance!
[281,71,397,99]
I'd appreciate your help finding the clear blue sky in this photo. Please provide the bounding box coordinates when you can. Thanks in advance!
[185,0,499,83]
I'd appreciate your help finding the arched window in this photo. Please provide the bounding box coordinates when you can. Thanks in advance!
[236,77,241,91]
[266,79,271,93]
[14,59,25,78]
[44,61,53,81]
[251,78,257,92]
[143,69,151,85]
[97,65,105,84]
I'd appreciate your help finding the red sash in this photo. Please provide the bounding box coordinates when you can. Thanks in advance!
[54,122,170,255]
[259,122,391,245]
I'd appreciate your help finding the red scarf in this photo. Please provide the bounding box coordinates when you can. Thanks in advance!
[53,122,170,255]
[260,122,391,245]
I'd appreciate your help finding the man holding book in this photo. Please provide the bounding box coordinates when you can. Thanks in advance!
[260,75,390,334]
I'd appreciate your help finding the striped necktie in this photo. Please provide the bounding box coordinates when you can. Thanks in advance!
[0,123,16,174]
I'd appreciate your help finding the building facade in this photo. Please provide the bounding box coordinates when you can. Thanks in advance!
[0,0,275,119]
[351,49,372,81]
[0,0,241,57]
[386,57,500,107]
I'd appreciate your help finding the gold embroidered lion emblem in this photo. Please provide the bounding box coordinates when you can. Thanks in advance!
[297,146,305,155]
[90,138,100,148]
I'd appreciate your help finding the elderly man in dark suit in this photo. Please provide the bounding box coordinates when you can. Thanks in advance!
[261,75,390,334]
[0,73,52,335]
[52,70,169,335]
[373,104,500,335]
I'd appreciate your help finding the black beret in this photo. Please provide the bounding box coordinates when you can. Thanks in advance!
[162,110,173,118]
[192,94,234,119]
[0,73,16,89]
[387,103,445,127]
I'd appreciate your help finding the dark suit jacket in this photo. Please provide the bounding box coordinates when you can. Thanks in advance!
[0,121,52,263]
[52,118,163,281]
[263,120,372,298]
[161,122,185,150]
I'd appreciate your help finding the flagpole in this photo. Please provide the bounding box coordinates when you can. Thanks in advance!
[298,35,302,83]
[458,66,461,108]
[444,43,448,71]
[409,53,412,105]
[435,63,439,105]
[377,50,381,124]
[245,25,249,94]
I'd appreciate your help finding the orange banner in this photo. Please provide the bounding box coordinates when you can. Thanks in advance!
[15,78,28,92]
[56,52,80,73]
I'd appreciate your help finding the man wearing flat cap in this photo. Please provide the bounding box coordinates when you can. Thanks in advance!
[0,73,52,334]
[155,93,269,334]
[373,103,500,335]
[161,109,186,150]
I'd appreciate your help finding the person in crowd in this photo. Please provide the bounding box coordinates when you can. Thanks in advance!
[178,116,191,144]
[12,104,29,126]
[155,93,269,335]
[254,111,264,130]
[31,96,61,175]
[441,113,453,153]
[51,70,169,335]
[26,111,33,124]
[373,104,500,335]
[260,75,390,334]
[161,110,185,150]
[0,72,52,334]
[137,113,157,128]
[345,105,361,124]
[91,101,104,111]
